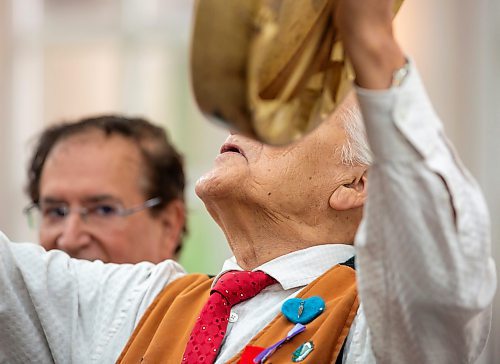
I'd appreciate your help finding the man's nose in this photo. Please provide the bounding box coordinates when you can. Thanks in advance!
[55,212,91,255]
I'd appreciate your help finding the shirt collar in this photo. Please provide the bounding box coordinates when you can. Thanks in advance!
[213,244,355,290]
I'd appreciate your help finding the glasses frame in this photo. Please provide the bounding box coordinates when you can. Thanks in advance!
[23,197,162,229]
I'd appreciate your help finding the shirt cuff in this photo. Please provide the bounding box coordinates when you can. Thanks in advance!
[354,59,444,162]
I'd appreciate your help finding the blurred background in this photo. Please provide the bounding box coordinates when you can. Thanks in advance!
[0,0,498,362]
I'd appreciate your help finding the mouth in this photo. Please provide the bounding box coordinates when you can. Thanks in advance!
[220,143,245,158]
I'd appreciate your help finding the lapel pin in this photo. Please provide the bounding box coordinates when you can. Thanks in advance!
[238,345,265,364]
[281,296,325,324]
[253,323,306,363]
[292,341,314,362]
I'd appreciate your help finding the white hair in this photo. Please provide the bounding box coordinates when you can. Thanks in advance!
[336,97,372,167]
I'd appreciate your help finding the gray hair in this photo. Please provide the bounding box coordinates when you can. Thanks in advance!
[336,97,372,167]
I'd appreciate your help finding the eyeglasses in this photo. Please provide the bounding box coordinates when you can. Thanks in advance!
[23,197,162,230]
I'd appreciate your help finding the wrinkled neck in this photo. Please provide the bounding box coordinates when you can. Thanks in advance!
[203,199,361,270]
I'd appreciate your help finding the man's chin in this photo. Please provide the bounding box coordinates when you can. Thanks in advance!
[195,169,239,202]
[195,173,221,201]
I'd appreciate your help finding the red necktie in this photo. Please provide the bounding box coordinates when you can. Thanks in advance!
[182,270,276,363]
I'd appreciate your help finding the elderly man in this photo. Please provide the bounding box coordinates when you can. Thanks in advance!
[23,115,186,263]
[0,0,496,363]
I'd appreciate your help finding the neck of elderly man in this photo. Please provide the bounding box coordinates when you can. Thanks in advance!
[195,97,367,270]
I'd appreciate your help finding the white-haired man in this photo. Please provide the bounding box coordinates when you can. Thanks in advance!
[0,0,495,363]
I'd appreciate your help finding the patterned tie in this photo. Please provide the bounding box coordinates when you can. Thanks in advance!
[182,270,276,363]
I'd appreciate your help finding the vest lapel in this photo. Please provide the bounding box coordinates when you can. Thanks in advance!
[117,274,213,364]
[226,263,358,363]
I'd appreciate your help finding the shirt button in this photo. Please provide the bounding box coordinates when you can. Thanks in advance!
[229,312,239,323]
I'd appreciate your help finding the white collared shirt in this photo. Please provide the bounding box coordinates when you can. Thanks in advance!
[0,62,496,363]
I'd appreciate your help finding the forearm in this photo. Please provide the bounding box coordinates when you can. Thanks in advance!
[354,64,496,363]
[336,0,406,89]
[0,236,54,362]
[332,0,495,361]
[0,232,183,363]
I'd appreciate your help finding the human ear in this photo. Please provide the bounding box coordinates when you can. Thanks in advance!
[159,199,186,256]
[329,174,367,211]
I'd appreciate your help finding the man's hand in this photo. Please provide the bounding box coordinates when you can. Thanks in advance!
[334,0,407,89]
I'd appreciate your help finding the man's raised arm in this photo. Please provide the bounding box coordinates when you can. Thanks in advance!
[335,0,497,362]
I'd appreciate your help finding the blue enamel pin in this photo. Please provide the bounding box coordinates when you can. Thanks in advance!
[281,296,325,324]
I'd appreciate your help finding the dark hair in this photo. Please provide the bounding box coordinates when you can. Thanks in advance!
[26,115,186,250]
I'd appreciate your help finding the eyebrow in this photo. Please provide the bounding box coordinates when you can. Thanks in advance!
[82,195,121,204]
[39,195,122,205]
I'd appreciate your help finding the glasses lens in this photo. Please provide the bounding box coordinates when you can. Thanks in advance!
[24,198,160,230]
[84,203,121,225]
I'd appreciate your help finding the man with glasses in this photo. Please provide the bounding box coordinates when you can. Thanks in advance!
[23,115,186,263]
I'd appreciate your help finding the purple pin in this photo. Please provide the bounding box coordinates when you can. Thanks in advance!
[253,323,306,363]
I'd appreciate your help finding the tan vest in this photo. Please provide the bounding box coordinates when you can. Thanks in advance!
[117,262,358,363]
